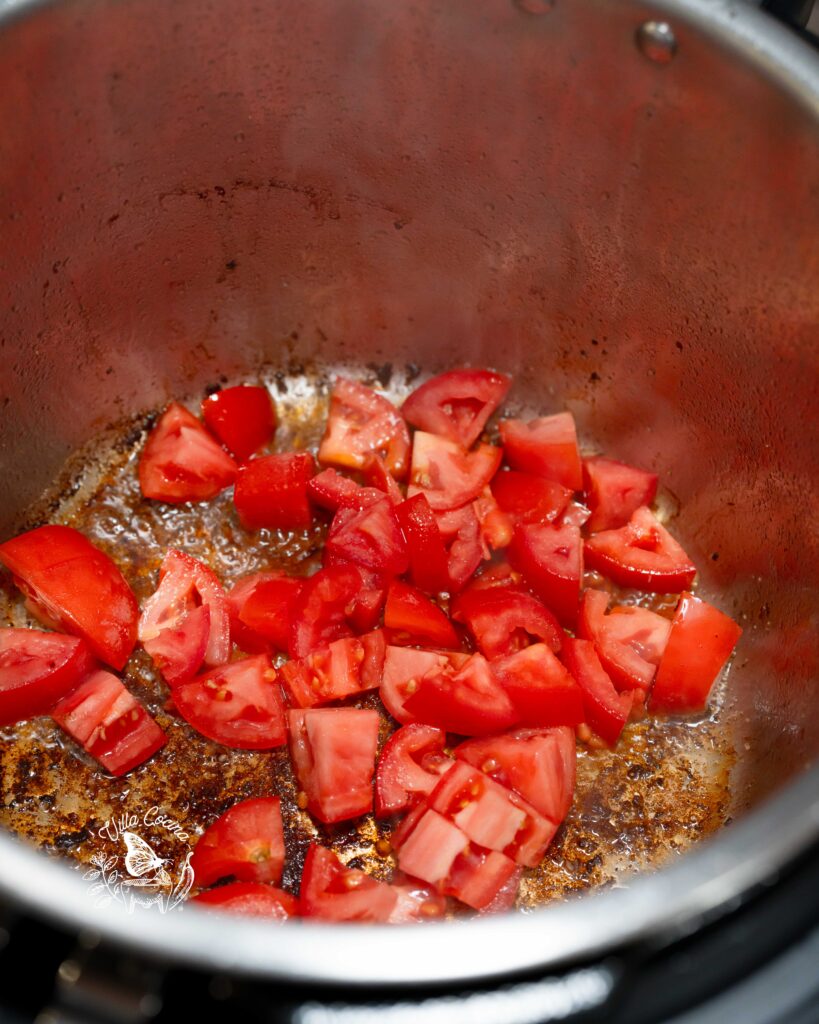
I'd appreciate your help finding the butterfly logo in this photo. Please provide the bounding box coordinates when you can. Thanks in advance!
[121,831,172,889]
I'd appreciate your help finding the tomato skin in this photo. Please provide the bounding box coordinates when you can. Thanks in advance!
[408,433,502,512]
[649,593,742,713]
[307,469,383,513]
[288,708,380,823]
[288,564,362,660]
[193,882,298,919]
[490,470,573,526]
[560,638,631,747]
[394,493,451,594]
[201,385,276,462]
[0,525,138,671]
[233,452,316,531]
[139,402,238,503]
[228,572,303,654]
[451,586,563,659]
[583,456,658,533]
[362,454,404,505]
[318,378,410,478]
[173,655,287,749]
[0,628,95,726]
[584,507,697,592]
[191,797,285,889]
[499,413,583,491]
[507,522,582,627]
[280,630,385,708]
[401,369,511,449]
[375,724,452,817]
[51,669,166,775]
[379,646,468,724]
[384,580,459,649]
[300,844,397,922]
[492,645,584,728]
[324,499,409,578]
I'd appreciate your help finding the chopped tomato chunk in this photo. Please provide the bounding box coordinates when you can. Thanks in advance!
[193,882,298,919]
[500,412,583,490]
[318,378,410,478]
[0,628,94,726]
[229,572,303,654]
[508,521,583,626]
[139,402,237,503]
[307,469,383,512]
[395,808,469,885]
[584,506,696,592]
[375,724,452,817]
[384,580,459,649]
[490,470,573,526]
[233,451,315,531]
[362,454,404,505]
[451,586,562,659]
[472,488,514,551]
[445,845,519,911]
[201,385,276,462]
[394,493,451,595]
[435,504,485,593]
[561,638,631,747]
[191,797,285,888]
[583,457,658,533]
[492,645,584,728]
[280,631,385,708]
[387,876,448,923]
[288,708,380,823]
[300,844,397,922]
[288,564,362,660]
[402,369,511,448]
[324,499,409,577]
[578,589,671,692]
[379,646,468,724]
[408,432,502,512]
[0,525,138,671]
[650,593,742,712]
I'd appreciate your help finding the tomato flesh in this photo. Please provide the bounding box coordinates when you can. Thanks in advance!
[384,580,459,649]
[435,504,485,593]
[451,585,562,659]
[280,631,385,707]
[191,797,285,888]
[300,844,397,922]
[233,451,316,531]
[508,521,582,627]
[324,499,409,577]
[288,564,362,660]
[401,369,511,449]
[228,572,303,654]
[307,469,383,512]
[193,882,298,919]
[201,385,276,462]
[318,378,410,478]
[500,412,583,490]
[375,723,452,817]
[583,456,658,533]
[0,628,95,726]
[584,506,696,592]
[492,644,584,728]
[560,638,631,747]
[490,470,573,526]
[394,493,451,595]
[379,646,468,724]
[408,432,502,512]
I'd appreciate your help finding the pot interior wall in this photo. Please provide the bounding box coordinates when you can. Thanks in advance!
[0,0,817,820]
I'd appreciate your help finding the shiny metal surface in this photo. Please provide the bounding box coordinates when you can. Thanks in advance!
[0,0,817,986]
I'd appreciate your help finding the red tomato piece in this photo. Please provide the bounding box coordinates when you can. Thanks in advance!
[384,580,459,649]
[402,652,519,737]
[387,875,448,923]
[446,845,519,911]
[375,724,452,817]
[288,564,362,660]
[451,586,562,659]
[300,844,397,922]
[201,385,276,462]
[395,808,469,885]
[288,708,380,823]
[233,451,316,531]
[138,549,230,686]
[499,412,583,490]
[560,639,631,747]
[455,727,576,824]
[307,469,383,512]
[139,402,238,503]
[476,866,523,915]
[492,645,584,728]
[362,454,404,505]
[228,572,303,654]
[0,628,95,726]
[394,493,451,595]
[51,669,166,775]
[578,589,671,692]
[435,504,484,593]
[173,655,286,749]
[490,470,573,526]
[324,499,409,577]
[280,630,385,708]
[584,506,697,592]
[507,522,583,627]
[649,593,742,713]
[322,558,388,634]
[318,378,410,479]
[408,432,502,512]
[0,525,138,671]
[379,646,468,724]
[192,882,298,919]
[472,488,514,551]
[191,797,285,889]
[401,369,511,449]
[584,456,658,533]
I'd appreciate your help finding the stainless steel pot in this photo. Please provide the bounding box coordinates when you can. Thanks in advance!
[0,0,817,1005]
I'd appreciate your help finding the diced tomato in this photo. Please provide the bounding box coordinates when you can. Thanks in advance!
[193,882,298,919]
[288,708,380,823]
[51,669,166,775]
[446,845,519,911]
[490,470,573,526]
[395,808,469,885]
[322,558,388,634]
[318,378,410,479]
[435,504,484,593]
[384,580,459,649]
[403,652,518,736]
[173,655,286,749]
[455,727,576,823]
[561,638,631,747]
[0,629,95,726]
[288,564,362,660]
[379,646,468,724]
[307,469,383,512]
[466,561,522,593]
[201,385,276,462]
[139,402,238,503]
[138,549,230,686]
[324,499,409,577]
[584,456,658,533]
[0,525,138,671]
[584,507,697,592]
[508,522,582,626]
[300,844,397,922]
[233,452,315,531]
[492,645,584,728]
[649,593,742,713]
[394,493,451,595]
[451,586,562,659]
[191,797,285,888]
[280,631,385,708]
[387,875,448,923]
[578,589,671,692]
[408,432,502,512]
[362,454,404,505]
[499,412,583,490]
[229,573,303,654]
[401,369,511,449]
[476,866,522,915]
[472,488,514,551]
[375,724,452,817]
